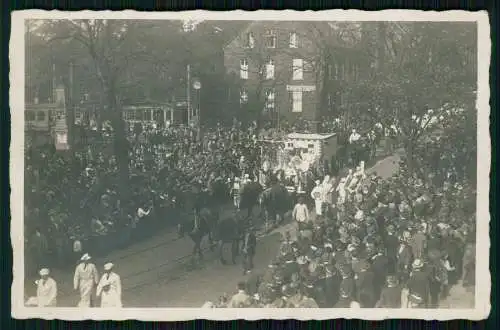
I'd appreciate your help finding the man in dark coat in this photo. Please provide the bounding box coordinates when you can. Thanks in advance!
[396,235,414,285]
[384,224,400,274]
[339,266,356,302]
[370,247,390,300]
[322,263,341,307]
[242,222,257,274]
[407,259,430,308]
[354,260,376,308]
[375,275,402,308]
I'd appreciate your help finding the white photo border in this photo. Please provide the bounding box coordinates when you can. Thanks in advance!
[10,9,491,320]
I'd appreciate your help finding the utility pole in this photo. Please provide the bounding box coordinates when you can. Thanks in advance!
[186,64,191,125]
[68,61,75,149]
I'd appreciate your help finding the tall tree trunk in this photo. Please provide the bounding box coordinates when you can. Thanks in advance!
[107,85,130,191]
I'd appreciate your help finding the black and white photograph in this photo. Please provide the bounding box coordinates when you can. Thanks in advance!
[10,10,490,320]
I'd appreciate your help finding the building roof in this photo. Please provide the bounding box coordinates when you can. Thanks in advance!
[287,133,336,140]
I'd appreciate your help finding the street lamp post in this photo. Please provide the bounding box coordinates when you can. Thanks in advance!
[192,78,202,141]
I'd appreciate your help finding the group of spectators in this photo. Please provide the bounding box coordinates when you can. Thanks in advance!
[210,156,476,308]
[26,119,335,275]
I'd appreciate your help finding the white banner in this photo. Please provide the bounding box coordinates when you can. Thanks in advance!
[286,85,316,92]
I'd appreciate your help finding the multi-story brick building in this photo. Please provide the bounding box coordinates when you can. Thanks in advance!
[223,21,332,130]
[223,21,368,131]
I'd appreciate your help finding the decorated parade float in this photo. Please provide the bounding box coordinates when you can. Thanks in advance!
[258,132,339,194]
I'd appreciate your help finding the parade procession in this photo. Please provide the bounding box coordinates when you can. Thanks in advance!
[21,17,478,309]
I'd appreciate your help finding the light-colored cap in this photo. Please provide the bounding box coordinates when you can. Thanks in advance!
[412,259,424,269]
[80,253,91,261]
[104,262,114,271]
[39,268,50,276]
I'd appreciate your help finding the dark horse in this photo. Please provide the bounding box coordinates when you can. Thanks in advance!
[212,214,246,265]
[260,181,292,230]
[177,207,217,261]
[239,181,264,220]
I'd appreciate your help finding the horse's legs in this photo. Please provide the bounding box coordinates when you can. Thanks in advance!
[231,240,239,264]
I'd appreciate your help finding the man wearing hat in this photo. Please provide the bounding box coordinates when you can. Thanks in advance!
[334,287,359,308]
[96,262,122,307]
[384,224,399,274]
[396,234,413,284]
[35,268,57,307]
[73,253,99,307]
[354,259,376,308]
[406,259,430,308]
[370,247,390,300]
[321,262,341,307]
[242,221,257,274]
[228,281,252,308]
[375,275,402,308]
[409,225,427,260]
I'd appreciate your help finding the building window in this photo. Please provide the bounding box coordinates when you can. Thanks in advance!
[265,30,276,48]
[292,59,303,80]
[36,111,46,122]
[26,111,35,121]
[240,89,248,105]
[248,33,255,48]
[265,89,275,110]
[240,59,248,80]
[265,59,275,80]
[127,110,136,121]
[292,91,303,112]
[144,110,152,121]
[289,32,298,48]
[75,111,83,124]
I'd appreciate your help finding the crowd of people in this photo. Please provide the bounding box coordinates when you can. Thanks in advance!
[209,158,476,308]
[24,111,475,309]
[25,121,265,272]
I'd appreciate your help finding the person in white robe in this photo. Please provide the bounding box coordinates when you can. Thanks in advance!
[35,268,57,307]
[310,180,323,217]
[97,263,122,308]
[347,166,362,196]
[73,253,99,307]
[321,175,334,205]
[336,177,348,206]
